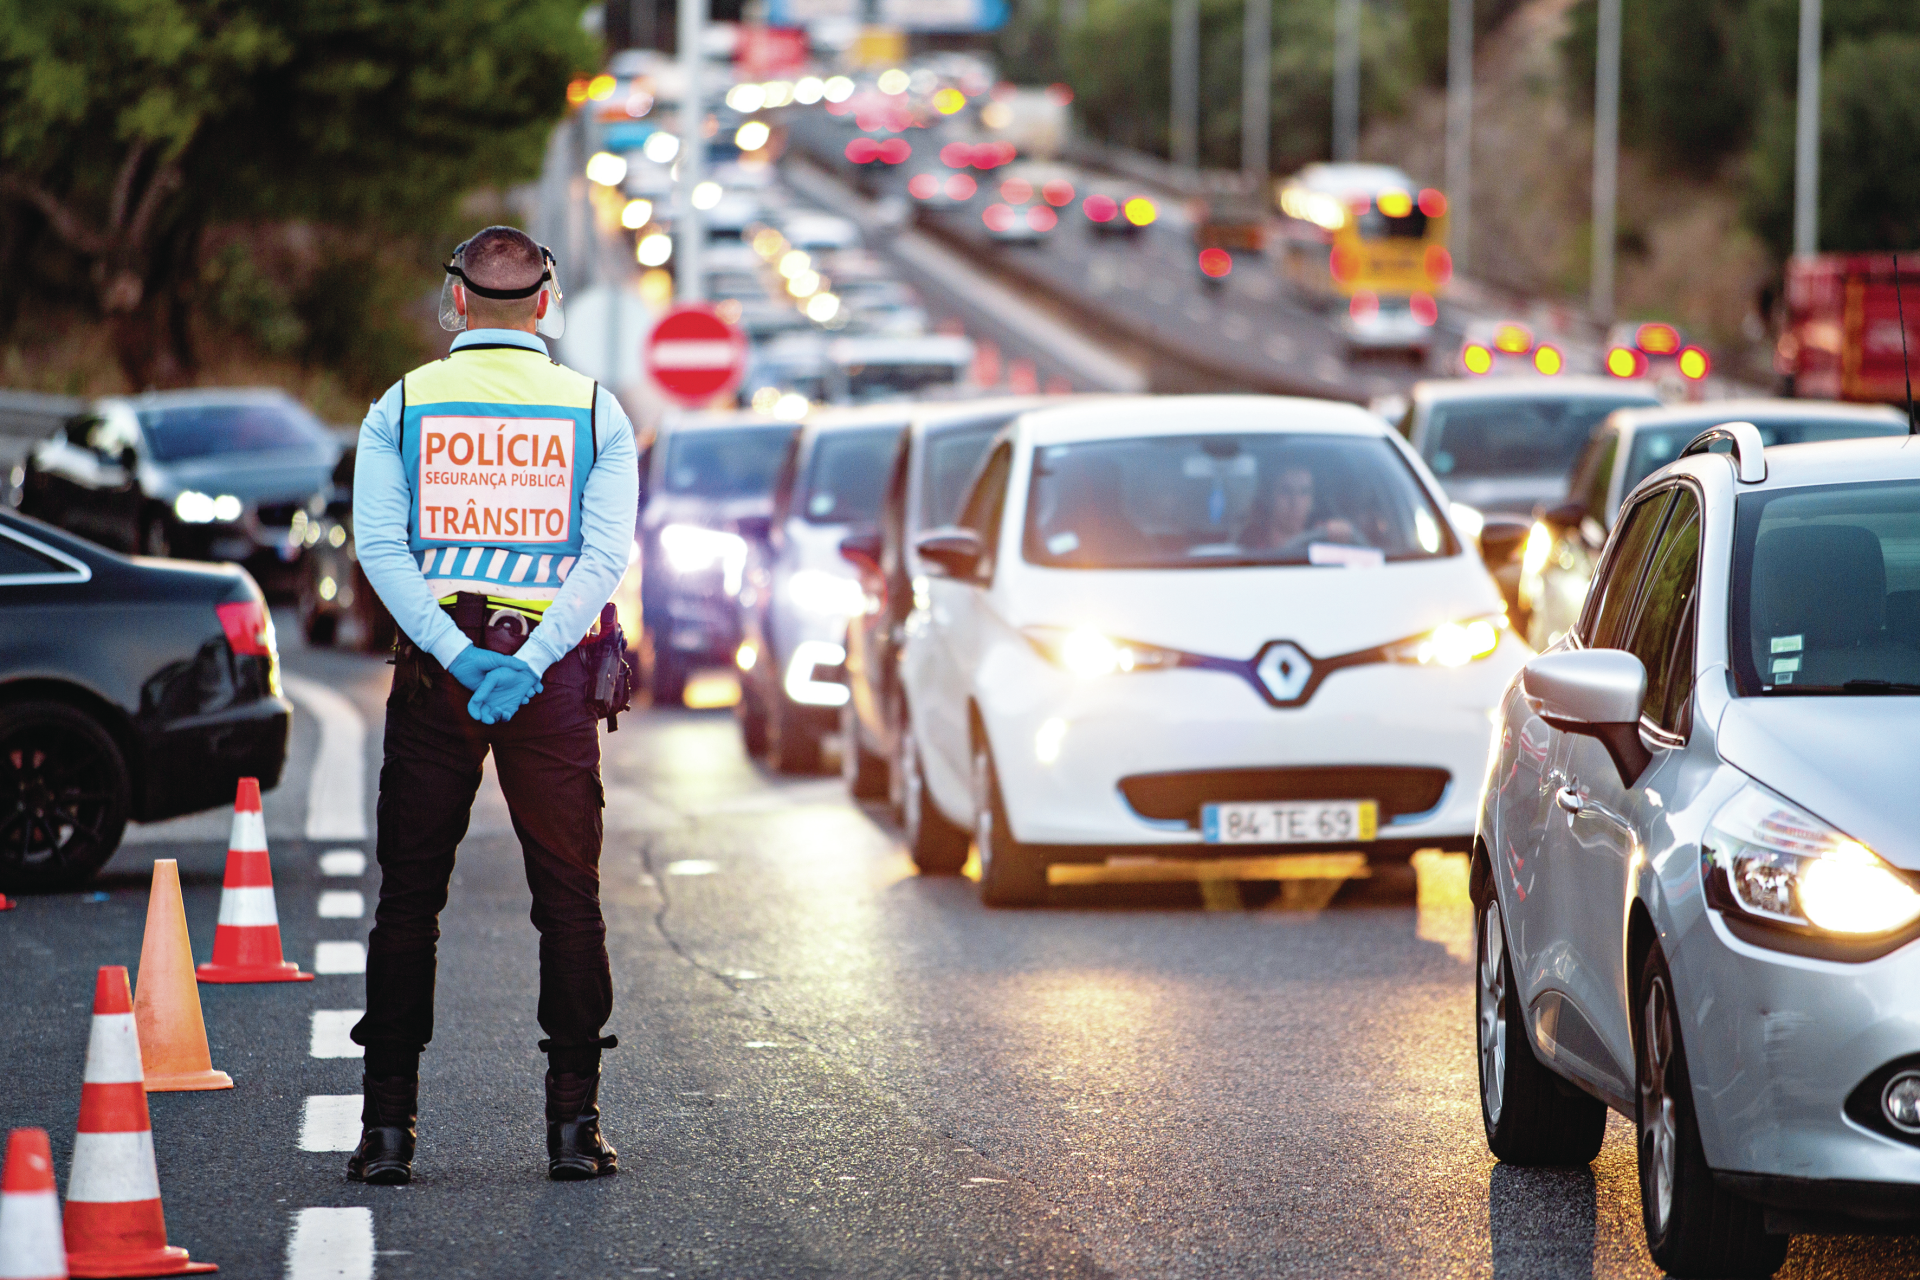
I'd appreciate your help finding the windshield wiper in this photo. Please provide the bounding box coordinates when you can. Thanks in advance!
[1841,679,1920,695]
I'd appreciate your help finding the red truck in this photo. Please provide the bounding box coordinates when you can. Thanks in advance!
[1776,253,1920,402]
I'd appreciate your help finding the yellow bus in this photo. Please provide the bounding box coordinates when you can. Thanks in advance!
[1275,163,1451,344]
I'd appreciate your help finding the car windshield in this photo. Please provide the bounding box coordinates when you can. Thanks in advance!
[661,425,795,498]
[1022,433,1456,569]
[920,424,1001,530]
[1623,417,1907,497]
[800,425,903,524]
[1424,396,1654,479]
[135,402,327,462]
[1732,479,1920,694]
[839,359,963,403]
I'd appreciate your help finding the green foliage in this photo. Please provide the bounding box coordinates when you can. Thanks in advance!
[1747,33,1920,255]
[1402,0,1528,87]
[202,241,304,356]
[1051,0,1412,172]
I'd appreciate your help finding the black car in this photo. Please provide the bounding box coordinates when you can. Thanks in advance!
[639,412,798,704]
[18,388,339,592]
[294,445,396,653]
[0,509,291,891]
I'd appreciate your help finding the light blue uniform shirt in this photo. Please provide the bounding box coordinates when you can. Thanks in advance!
[354,329,639,678]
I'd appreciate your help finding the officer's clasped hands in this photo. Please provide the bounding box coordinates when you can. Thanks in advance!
[468,659,542,724]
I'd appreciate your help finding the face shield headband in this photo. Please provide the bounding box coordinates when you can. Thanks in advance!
[438,239,566,339]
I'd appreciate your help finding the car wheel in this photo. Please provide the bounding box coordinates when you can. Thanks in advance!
[1476,895,1607,1165]
[0,701,132,893]
[737,681,770,757]
[1635,944,1788,1278]
[140,514,171,558]
[768,691,822,774]
[899,724,967,875]
[972,738,1046,907]
[840,702,888,800]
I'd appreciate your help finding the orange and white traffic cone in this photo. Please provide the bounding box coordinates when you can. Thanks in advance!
[62,967,215,1277]
[194,779,310,984]
[0,1127,66,1280]
[0,894,14,911]
[133,861,232,1092]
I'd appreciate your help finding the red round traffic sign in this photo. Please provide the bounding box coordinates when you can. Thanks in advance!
[645,305,747,405]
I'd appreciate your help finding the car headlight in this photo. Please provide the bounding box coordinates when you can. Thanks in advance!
[1384,614,1506,667]
[659,523,748,594]
[1520,520,1554,579]
[785,568,867,618]
[1022,626,1184,678]
[1449,502,1485,543]
[1704,782,1920,937]
[173,491,243,524]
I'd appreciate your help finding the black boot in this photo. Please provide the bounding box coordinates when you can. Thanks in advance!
[546,1068,617,1180]
[346,1072,417,1185]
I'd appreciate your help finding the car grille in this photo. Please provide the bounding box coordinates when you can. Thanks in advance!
[1118,766,1451,828]
[255,501,304,528]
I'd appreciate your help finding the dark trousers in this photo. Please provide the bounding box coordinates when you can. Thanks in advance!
[351,647,611,1076]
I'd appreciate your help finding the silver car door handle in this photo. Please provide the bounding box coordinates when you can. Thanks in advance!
[1554,786,1584,814]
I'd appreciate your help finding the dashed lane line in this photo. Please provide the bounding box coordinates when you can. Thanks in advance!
[285,1206,374,1280]
[309,1011,364,1059]
[319,850,367,877]
[314,942,367,975]
[282,676,369,842]
[298,1096,363,1152]
[318,890,366,919]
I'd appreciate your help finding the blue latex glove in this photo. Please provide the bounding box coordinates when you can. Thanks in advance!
[446,646,516,693]
[467,656,542,725]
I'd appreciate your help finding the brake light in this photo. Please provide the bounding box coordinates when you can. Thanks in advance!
[217,600,276,658]
[1462,344,1494,375]
[845,137,880,164]
[908,174,939,200]
[982,203,1017,232]
[1042,179,1075,207]
[1418,188,1448,218]
[1636,322,1681,354]
[1329,245,1357,283]
[1678,346,1711,379]
[1083,193,1118,222]
[1199,248,1233,278]
[946,173,976,200]
[1493,324,1532,354]
[1349,288,1379,319]
[1027,205,1058,232]
[1410,292,1438,326]
[877,138,910,164]
[1606,346,1647,378]
[1534,345,1564,375]
[1000,177,1033,204]
[1424,246,1453,285]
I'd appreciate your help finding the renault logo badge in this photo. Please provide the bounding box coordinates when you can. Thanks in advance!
[1255,641,1313,703]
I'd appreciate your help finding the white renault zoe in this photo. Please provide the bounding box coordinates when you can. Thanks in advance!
[899,395,1530,905]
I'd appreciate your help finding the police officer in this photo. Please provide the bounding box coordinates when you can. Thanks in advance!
[345,226,638,1184]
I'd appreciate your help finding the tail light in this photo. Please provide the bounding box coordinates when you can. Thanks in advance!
[1418,188,1448,218]
[1534,345,1564,375]
[1199,248,1233,278]
[1027,205,1058,232]
[1462,344,1494,375]
[1606,347,1647,378]
[1493,324,1532,354]
[1636,322,1681,355]
[845,138,880,164]
[1042,180,1075,207]
[877,138,910,164]
[1000,178,1033,204]
[1425,246,1453,285]
[1329,245,1357,283]
[1083,194,1118,222]
[946,173,977,200]
[982,203,1017,232]
[1410,292,1438,326]
[908,174,939,200]
[1678,346,1711,379]
[1349,288,1379,319]
[217,600,275,657]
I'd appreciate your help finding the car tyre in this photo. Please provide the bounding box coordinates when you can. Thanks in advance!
[140,513,171,558]
[899,723,967,875]
[768,691,823,774]
[1476,895,1607,1165]
[972,738,1046,907]
[840,702,888,800]
[0,701,132,893]
[1634,944,1788,1278]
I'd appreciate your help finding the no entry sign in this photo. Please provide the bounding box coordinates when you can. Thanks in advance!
[645,305,746,406]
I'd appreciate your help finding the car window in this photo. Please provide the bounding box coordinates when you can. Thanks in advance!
[919,423,1001,531]
[1583,490,1673,648]
[0,531,69,579]
[1021,433,1456,570]
[1621,487,1701,733]
[1565,426,1618,524]
[799,425,902,524]
[660,425,794,497]
[957,441,1012,579]
[1621,416,1908,498]
[135,402,326,462]
[1421,396,1656,479]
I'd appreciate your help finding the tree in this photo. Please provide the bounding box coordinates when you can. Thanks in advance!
[0,0,593,388]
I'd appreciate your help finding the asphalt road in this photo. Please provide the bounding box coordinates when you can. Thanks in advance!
[8,628,1920,1278]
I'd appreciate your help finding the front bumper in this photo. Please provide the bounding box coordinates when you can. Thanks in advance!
[981,634,1524,852]
[1675,905,1920,1193]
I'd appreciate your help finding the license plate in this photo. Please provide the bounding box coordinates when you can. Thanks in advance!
[1201,800,1377,844]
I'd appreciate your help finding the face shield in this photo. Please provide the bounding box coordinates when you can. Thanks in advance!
[438,238,567,339]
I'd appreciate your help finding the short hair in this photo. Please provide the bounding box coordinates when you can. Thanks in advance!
[459,226,545,327]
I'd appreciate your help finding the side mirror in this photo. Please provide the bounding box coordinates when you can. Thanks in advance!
[913,527,983,579]
[1540,500,1587,530]
[117,445,138,473]
[1522,649,1652,785]
[839,529,883,573]
[1478,514,1530,570]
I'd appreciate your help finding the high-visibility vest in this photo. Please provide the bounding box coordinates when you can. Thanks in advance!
[400,343,599,607]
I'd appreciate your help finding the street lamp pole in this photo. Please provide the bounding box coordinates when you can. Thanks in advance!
[1332,0,1360,162]
[677,0,706,301]
[1171,0,1199,171]
[1443,0,1471,277]
[1242,0,1270,194]
[1589,0,1620,321]
[1793,0,1821,257]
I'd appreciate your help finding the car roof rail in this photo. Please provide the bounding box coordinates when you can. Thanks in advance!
[1680,420,1767,484]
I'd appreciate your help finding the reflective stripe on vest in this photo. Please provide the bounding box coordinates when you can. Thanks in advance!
[401,346,597,601]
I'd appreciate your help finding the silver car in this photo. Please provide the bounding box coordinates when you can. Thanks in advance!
[1476,425,1920,1277]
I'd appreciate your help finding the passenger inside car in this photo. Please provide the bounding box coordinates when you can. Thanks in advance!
[1246,464,1358,555]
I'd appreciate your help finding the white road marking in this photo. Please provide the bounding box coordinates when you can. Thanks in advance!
[319,850,367,877]
[285,1206,374,1280]
[298,1096,363,1152]
[318,890,366,919]
[283,676,369,841]
[309,1011,363,1059]
[314,942,367,974]
[664,860,719,876]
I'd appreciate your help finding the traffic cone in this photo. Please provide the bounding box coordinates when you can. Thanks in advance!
[0,1128,66,1280]
[63,967,215,1277]
[0,893,14,910]
[133,861,232,1092]
[194,779,309,984]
